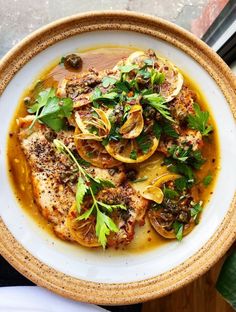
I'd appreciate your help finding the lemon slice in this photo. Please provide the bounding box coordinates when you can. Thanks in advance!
[74,127,121,168]
[156,57,183,102]
[105,136,159,163]
[120,50,183,103]
[66,203,101,248]
[142,173,181,203]
[142,186,164,203]
[119,105,144,139]
[148,209,195,239]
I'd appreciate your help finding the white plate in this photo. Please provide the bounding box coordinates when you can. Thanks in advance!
[0,286,107,312]
[0,30,235,285]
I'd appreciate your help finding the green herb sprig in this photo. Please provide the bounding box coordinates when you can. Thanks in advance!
[53,139,126,248]
[28,88,73,131]
[187,103,213,136]
[142,93,174,122]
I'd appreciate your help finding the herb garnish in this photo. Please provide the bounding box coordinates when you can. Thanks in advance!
[102,76,117,88]
[133,176,148,183]
[136,133,152,154]
[190,201,203,223]
[173,221,183,241]
[53,139,126,248]
[163,187,179,200]
[203,174,212,186]
[142,93,174,122]
[187,103,213,136]
[130,150,137,160]
[153,120,179,140]
[27,88,73,131]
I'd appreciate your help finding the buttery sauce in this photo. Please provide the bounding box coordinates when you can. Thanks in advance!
[7,47,220,253]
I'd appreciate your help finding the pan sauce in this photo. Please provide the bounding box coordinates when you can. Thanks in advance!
[7,47,220,253]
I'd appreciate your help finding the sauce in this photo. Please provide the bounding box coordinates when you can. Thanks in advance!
[7,47,220,253]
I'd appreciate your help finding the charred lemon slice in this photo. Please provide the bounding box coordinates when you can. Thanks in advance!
[122,50,183,103]
[66,203,101,248]
[74,127,121,168]
[105,135,159,163]
[148,209,195,239]
[142,186,164,203]
[75,108,111,141]
[142,173,181,203]
[119,105,144,139]
[156,57,183,102]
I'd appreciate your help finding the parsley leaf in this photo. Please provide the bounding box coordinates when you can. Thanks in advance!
[153,121,179,140]
[54,139,121,248]
[163,187,179,200]
[153,122,162,139]
[191,202,203,223]
[76,177,89,213]
[173,221,183,241]
[168,145,189,162]
[136,133,152,154]
[95,210,118,248]
[102,123,121,146]
[150,69,165,87]
[142,93,174,122]
[28,88,73,131]
[102,76,117,88]
[130,150,137,160]
[114,81,130,93]
[187,103,213,136]
[118,64,139,73]
[174,177,188,191]
[91,88,118,107]
[162,121,179,138]
[203,174,212,186]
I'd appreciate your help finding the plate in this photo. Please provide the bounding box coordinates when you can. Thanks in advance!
[0,11,235,305]
[0,286,107,312]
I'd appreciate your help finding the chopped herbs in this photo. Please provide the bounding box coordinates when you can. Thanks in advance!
[173,221,183,241]
[153,122,162,139]
[130,150,137,160]
[53,139,124,248]
[136,133,152,154]
[118,64,139,73]
[187,103,213,136]
[102,76,117,88]
[174,177,188,191]
[142,93,174,122]
[163,187,179,200]
[203,174,212,186]
[153,120,179,140]
[191,202,203,223]
[132,176,148,183]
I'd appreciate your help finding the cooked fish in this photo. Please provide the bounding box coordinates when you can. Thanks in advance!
[18,116,126,241]
[97,184,149,247]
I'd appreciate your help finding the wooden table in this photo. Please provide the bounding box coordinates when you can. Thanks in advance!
[142,256,234,312]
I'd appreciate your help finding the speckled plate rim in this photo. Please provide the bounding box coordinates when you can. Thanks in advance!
[0,11,235,305]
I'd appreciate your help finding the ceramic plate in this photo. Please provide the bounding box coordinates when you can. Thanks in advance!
[0,11,235,305]
[0,286,107,312]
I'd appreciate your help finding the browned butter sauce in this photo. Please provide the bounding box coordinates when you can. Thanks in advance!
[7,47,220,253]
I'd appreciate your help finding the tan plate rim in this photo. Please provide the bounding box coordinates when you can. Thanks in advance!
[0,11,236,305]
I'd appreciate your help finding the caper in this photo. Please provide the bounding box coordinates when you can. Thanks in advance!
[64,54,82,69]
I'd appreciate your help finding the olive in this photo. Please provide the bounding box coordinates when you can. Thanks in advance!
[64,54,82,69]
